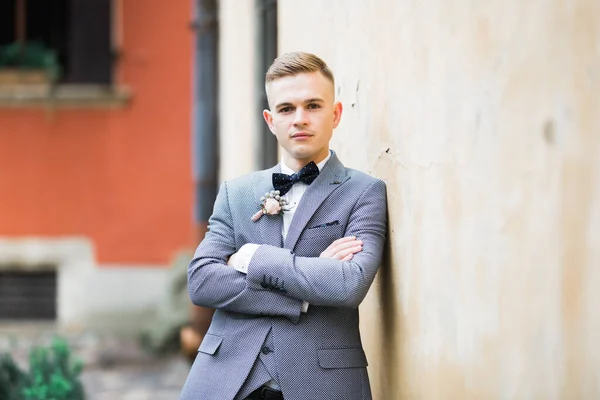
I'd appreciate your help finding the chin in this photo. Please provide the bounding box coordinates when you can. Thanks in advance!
[284,145,310,156]
[289,150,317,161]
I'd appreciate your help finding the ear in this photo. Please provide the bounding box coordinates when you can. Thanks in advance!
[332,101,343,129]
[263,109,276,134]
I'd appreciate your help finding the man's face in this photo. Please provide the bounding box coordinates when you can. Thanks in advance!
[263,72,342,169]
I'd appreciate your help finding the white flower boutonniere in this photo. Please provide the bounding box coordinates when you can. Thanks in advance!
[251,190,288,222]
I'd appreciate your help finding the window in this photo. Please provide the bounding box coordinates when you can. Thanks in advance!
[0,0,113,85]
[0,269,57,321]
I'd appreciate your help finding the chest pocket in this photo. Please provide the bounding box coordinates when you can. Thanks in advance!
[295,223,344,256]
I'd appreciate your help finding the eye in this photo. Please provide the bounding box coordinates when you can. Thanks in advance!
[307,103,321,109]
[279,106,294,113]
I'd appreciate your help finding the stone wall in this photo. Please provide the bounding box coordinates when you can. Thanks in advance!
[277,0,599,398]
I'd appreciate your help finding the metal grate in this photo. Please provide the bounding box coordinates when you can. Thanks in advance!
[0,270,57,320]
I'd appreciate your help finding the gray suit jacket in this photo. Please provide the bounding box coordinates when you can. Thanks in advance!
[180,151,387,400]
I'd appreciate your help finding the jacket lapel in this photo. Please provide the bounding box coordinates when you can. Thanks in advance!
[284,152,350,251]
[253,165,284,247]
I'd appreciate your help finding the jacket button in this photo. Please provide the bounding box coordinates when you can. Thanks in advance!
[261,346,273,355]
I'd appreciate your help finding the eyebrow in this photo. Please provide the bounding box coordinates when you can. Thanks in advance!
[275,98,325,110]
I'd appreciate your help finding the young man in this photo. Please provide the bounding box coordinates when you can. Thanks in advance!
[180,52,387,400]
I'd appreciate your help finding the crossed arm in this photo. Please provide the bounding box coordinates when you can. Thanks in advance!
[187,180,387,322]
[244,180,387,308]
[187,182,304,322]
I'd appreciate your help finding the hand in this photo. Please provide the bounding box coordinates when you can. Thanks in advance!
[320,236,363,261]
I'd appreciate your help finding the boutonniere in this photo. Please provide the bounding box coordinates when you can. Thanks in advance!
[251,190,288,222]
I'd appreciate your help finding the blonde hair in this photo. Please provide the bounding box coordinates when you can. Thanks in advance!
[265,52,334,85]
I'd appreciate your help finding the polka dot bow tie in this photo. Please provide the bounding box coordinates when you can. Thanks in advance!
[272,161,320,196]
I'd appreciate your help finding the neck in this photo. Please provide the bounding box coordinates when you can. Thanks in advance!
[283,151,329,172]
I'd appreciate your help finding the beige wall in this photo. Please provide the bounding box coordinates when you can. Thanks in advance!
[218,0,259,181]
[278,0,599,398]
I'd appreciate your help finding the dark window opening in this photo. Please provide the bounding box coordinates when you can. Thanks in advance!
[256,0,278,169]
[0,0,113,84]
[0,269,57,321]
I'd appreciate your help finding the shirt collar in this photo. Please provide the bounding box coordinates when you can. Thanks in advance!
[280,150,331,175]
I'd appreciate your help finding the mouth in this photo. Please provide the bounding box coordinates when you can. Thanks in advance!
[291,132,313,139]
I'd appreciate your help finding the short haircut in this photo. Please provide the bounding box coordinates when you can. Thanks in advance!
[265,52,334,86]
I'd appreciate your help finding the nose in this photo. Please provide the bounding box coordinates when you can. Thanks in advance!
[292,108,308,126]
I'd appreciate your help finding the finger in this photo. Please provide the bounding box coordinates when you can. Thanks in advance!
[321,237,355,256]
[321,239,362,258]
[329,236,357,247]
[341,253,353,261]
[331,244,362,260]
[326,239,362,256]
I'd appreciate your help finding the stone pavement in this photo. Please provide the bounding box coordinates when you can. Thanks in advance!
[0,322,191,400]
[80,355,189,400]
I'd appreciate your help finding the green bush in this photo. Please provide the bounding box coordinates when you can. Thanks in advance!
[0,352,28,400]
[0,41,61,81]
[0,337,85,400]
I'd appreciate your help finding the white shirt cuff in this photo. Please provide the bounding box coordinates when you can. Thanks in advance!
[229,243,261,274]
[301,301,309,313]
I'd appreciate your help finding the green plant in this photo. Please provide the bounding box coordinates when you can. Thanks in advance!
[0,41,61,82]
[0,352,28,400]
[0,337,85,400]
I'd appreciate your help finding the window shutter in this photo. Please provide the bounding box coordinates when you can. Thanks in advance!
[67,0,112,84]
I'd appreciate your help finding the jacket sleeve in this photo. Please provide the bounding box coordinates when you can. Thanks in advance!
[245,179,388,308]
[188,181,303,323]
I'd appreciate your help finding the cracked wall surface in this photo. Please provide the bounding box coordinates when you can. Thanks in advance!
[278,0,600,398]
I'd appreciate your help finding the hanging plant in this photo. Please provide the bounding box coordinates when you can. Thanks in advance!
[0,41,61,82]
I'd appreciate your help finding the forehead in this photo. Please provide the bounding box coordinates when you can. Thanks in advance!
[266,72,334,107]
